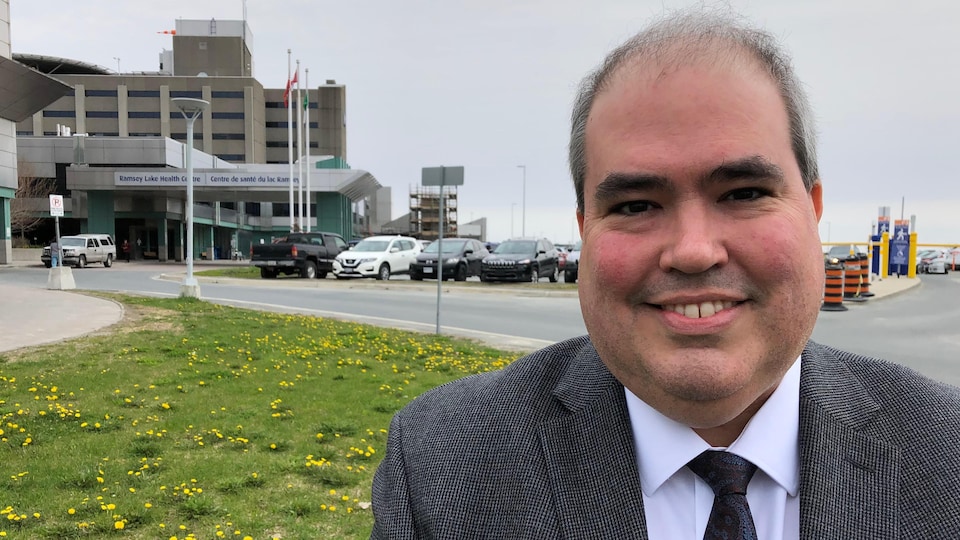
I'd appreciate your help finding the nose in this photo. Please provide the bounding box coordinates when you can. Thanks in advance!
[658,203,728,274]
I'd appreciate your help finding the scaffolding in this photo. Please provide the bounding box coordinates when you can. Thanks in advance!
[409,185,458,240]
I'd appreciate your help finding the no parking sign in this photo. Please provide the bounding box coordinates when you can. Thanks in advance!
[49,195,64,217]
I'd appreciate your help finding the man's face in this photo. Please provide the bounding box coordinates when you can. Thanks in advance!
[578,57,824,431]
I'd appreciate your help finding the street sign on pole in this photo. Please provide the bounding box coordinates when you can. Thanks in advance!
[422,166,465,334]
[49,194,64,217]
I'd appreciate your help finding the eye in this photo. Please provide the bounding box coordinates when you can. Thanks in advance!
[613,200,659,215]
[722,188,769,202]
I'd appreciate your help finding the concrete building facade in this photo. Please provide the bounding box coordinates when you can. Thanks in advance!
[9,16,381,260]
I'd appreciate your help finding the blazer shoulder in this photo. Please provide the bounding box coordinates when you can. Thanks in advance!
[398,335,594,421]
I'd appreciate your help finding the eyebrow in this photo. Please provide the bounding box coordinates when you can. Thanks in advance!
[708,156,785,185]
[591,155,785,206]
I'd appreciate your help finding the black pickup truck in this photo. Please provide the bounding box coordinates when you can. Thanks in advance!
[250,232,349,279]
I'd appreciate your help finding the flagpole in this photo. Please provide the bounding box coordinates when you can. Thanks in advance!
[296,59,303,232]
[305,67,311,232]
[286,49,294,232]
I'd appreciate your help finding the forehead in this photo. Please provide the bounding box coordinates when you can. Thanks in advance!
[583,53,794,182]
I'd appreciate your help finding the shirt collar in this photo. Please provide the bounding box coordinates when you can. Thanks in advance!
[626,356,801,497]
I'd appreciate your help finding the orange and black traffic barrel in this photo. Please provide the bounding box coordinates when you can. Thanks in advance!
[843,255,869,303]
[821,262,848,311]
[857,253,875,298]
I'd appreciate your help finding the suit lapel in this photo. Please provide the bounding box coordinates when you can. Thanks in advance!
[539,342,649,539]
[799,343,901,539]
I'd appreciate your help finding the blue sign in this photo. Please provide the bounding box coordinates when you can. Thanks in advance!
[888,221,910,275]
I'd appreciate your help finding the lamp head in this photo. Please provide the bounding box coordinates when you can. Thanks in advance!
[172,97,209,118]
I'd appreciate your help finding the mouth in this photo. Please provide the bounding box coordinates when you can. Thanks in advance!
[657,300,740,319]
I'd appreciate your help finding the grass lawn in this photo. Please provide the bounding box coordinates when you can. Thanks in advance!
[195,267,581,290]
[0,294,521,539]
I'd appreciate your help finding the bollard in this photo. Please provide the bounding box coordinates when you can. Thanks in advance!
[857,253,875,298]
[821,263,848,311]
[842,256,868,303]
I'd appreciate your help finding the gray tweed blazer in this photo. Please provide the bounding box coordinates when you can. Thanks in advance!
[371,337,960,539]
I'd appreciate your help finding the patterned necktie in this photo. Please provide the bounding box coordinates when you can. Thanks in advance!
[687,450,759,540]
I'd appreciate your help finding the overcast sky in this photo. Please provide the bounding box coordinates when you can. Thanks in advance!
[10,0,959,245]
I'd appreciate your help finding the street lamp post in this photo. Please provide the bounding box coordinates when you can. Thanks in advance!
[517,165,526,236]
[172,97,210,298]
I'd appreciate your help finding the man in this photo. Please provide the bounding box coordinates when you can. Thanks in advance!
[371,11,960,539]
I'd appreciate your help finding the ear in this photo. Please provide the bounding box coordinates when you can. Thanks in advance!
[810,181,823,221]
[576,210,585,237]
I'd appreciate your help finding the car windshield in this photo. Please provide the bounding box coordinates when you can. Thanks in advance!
[61,238,85,247]
[423,240,466,254]
[352,240,390,252]
[827,246,856,258]
[495,241,536,255]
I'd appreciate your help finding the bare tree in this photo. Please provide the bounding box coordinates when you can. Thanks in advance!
[10,160,56,241]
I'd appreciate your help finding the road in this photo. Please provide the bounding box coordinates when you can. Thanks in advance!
[1,263,958,386]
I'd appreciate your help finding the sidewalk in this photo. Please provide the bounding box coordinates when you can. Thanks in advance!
[0,285,124,354]
[0,264,921,355]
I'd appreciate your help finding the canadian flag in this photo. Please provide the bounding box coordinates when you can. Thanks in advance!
[283,70,298,107]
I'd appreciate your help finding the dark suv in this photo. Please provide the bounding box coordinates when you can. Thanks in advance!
[481,237,560,283]
[410,238,489,281]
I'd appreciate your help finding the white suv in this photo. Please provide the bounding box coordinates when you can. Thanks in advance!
[333,235,421,280]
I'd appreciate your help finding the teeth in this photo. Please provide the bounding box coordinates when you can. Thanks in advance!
[663,301,735,319]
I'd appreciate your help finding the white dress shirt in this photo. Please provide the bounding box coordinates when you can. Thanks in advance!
[625,357,801,540]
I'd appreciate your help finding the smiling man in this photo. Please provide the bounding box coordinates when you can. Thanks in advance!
[371,11,960,540]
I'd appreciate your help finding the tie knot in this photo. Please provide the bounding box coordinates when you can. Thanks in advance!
[687,450,757,497]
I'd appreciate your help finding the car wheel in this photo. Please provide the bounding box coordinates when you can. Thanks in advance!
[260,267,277,279]
[564,270,576,283]
[549,265,559,283]
[529,265,539,283]
[76,255,86,269]
[44,262,52,268]
[411,272,423,281]
[301,261,317,279]
[103,254,113,268]
[455,264,467,282]
[317,271,328,279]
[377,263,391,281]
[480,273,491,283]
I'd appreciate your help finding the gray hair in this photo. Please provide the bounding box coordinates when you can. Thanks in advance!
[568,10,819,212]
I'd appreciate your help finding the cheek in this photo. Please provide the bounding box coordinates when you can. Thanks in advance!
[582,232,656,288]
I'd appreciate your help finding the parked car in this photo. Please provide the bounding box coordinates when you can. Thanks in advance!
[480,237,559,283]
[410,238,488,281]
[250,231,348,279]
[41,233,116,268]
[333,235,421,280]
[917,248,949,274]
[824,244,864,265]
[564,240,582,283]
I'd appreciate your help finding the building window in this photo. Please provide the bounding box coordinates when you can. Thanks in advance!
[129,132,161,137]
[265,122,288,128]
[273,203,290,217]
[244,202,261,216]
[43,111,76,118]
[265,141,289,148]
[129,90,161,98]
[212,133,245,140]
[216,154,245,162]
[265,102,285,109]
[85,89,118,97]
[129,111,161,119]
[212,112,245,120]
[169,133,202,140]
[211,91,245,99]
[87,111,119,118]
[170,91,203,99]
